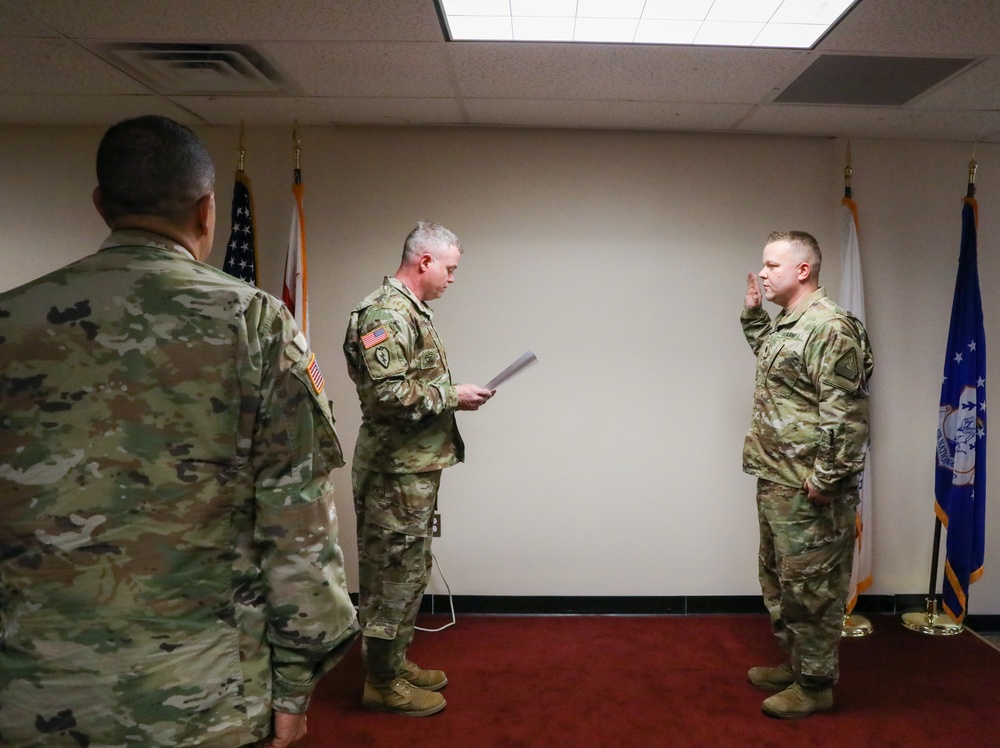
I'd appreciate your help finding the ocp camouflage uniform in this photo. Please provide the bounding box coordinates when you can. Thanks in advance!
[343,276,462,680]
[0,230,359,747]
[741,287,873,690]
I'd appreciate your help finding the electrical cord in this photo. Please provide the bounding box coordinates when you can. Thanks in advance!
[414,552,456,632]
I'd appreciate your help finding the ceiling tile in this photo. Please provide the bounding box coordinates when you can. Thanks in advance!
[0,94,202,125]
[738,103,1000,142]
[913,57,1000,110]
[260,41,455,98]
[821,0,1000,55]
[447,42,807,102]
[0,1,60,37]
[12,0,446,42]
[173,95,465,126]
[0,38,151,94]
[464,98,755,131]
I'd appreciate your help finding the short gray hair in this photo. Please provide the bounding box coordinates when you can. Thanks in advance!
[402,221,463,263]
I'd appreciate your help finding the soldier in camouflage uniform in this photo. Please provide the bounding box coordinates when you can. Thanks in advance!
[0,116,358,747]
[343,222,493,716]
[741,231,873,720]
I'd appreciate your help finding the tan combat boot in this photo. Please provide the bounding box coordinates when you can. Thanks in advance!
[747,662,795,691]
[362,677,446,717]
[400,658,448,691]
[761,682,833,719]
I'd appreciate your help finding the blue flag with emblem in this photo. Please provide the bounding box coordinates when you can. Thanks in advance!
[223,170,259,286]
[934,197,987,624]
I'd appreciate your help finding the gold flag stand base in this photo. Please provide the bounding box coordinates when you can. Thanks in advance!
[901,598,963,636]
[841,613,874,638]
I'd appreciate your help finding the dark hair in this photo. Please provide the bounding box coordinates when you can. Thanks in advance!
[95,115,215,224]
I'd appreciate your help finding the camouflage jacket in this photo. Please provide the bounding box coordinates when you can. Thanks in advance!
[0,231,358,748]
[343,276,464,473]
[741,287,873,493]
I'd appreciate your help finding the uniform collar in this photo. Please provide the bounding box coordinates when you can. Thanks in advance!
[385,276,433,318]
[775,287,826,326]
[99,229,197,260]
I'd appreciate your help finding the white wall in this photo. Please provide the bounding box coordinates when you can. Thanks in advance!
[2,125,997,612]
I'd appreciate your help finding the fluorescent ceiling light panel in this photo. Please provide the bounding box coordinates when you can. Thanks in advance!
[696,21,765,46]
[512,16,575,42]
[446,15,512,40]
[577,0,646,18]
[438,0,858,47]
[642,0,716,21]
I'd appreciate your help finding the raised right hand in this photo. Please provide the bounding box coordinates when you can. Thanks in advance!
[745,272,762,309]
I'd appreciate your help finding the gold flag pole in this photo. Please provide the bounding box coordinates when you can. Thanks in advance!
[840,142,874,639]
[901,146,978,637]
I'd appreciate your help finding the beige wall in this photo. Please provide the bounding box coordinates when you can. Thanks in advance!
[2,124,998,612]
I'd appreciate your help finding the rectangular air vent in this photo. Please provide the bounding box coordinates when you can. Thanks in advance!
[776,55,978,106]
[94,43,289,95]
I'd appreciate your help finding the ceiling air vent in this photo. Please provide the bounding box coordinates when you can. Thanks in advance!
[94,42,289,95]
[775,55,978,106]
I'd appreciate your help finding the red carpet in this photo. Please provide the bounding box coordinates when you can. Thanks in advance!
[301,614,1000,747]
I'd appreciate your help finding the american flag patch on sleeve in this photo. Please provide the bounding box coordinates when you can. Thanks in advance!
[361,326,388,350]
[307,353,325,394]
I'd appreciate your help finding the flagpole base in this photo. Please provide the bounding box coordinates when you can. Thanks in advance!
[841,613,874,638]
[901,598,963,636]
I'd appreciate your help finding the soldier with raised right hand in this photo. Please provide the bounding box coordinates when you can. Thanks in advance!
[741,230,873,720]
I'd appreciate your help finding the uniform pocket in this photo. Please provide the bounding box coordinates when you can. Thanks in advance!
[779,534,850,617]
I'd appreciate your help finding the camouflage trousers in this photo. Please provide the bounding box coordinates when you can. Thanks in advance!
[756,478,857,690]
[353,466,441,681]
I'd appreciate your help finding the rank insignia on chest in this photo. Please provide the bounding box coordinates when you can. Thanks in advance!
[375,346,390,368]
[308,353,325,394]
[362,326,388,349]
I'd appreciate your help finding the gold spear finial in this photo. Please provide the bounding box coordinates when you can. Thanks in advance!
[238,120,246,172]
[292,120,301,171]
[967,141,978,198]
[844,141,853,198]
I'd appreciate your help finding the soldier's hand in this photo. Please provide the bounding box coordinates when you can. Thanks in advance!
[455,383,494,411]
[804,478,833,505]
[745,272,762,309]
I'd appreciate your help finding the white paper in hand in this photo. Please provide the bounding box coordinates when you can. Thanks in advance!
[485,351,538,390]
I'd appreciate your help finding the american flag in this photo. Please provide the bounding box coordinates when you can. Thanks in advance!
[362,326,388,349]
[223,170,258,286]
[307,354,325,395]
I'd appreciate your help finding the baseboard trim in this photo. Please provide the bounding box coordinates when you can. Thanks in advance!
[417,594,910,616]
[340,594,998,631]
[413,594,999,630]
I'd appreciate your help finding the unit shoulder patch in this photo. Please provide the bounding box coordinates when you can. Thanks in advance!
[834,348,859,381]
